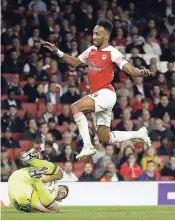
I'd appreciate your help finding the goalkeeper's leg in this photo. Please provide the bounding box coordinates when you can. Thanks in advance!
[27,158,58,176]
[20,148,63,180]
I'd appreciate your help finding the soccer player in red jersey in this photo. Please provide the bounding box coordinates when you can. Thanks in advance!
[41,19,152,160]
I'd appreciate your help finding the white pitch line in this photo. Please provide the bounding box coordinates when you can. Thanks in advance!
[1,209,175,213]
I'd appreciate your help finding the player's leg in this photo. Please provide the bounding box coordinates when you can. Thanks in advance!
[95,104,151,146]
[92,89,151,146]
[76,89,117,159]
[97,125,151,147]
[71,95,97,157]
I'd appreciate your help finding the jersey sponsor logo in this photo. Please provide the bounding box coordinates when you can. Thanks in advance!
[88,62,101,72]
[102,54,107,61]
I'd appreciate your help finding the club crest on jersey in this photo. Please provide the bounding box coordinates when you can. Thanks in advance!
[102,54,107,61]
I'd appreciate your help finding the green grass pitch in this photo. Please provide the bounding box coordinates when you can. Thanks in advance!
[1,206,175,220]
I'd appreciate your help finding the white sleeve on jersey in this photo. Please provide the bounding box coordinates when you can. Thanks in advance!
[78,46,96,64]
[110,46,128,70]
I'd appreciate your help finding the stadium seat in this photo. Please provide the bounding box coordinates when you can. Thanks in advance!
[73,162,85,170]
[124,177,138,181]
[163,89,170,96]
[71,141,78,149]
[36,98,46,105]
[23,46,32,54]
[56,125,69,133]
[2,73,14,82]
[16,95,28,102]
[1,95,7,100]
[19,140,33,150]
[132,119,141,125]
[119,71,127,81]
[159,155,169,166]
[20,81,27,88]
[1,109,9,115]
[73,169,82,178]
[56,162,64,168]
[13,10,25,15]
[152,141,161,149]
[1,95,27,103]
[6,45,13,51]
[11,133,21,140]
[36,110,43,118]
[1,45,5,53]
[14,148,22,158]
[7,149,15,159]
[38,103,57,112]
[161,176,175,181]
[17,110,26,118]
[171,120,175,126]
[22,103,37,114]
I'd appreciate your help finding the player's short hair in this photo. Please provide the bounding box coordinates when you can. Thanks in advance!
[97,19,113,34]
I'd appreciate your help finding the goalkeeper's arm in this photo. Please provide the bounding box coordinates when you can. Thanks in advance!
[34,199,60,213]
[42,165,63,183]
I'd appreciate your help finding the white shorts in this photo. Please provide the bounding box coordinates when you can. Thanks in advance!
[88,88,117,130]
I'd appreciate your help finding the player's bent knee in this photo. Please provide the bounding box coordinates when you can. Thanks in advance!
[70,103,79,115]
[98,137,109,145]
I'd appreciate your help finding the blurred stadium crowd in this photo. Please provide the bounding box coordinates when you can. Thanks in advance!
[1,0,175,182]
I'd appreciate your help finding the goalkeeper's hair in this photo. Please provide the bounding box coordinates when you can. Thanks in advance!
[97,19,113,34]
[58,185,69,199]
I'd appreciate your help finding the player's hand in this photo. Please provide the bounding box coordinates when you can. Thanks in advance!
[140,68,153,77]
[40,40,58,52]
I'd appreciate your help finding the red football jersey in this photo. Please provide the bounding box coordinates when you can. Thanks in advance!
[78,45,128,94]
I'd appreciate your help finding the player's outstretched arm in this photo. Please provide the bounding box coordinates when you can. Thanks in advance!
[122,63,152,77]
[41,41,82,68]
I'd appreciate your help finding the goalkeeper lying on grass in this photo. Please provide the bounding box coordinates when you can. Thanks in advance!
[8,147,69,213]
